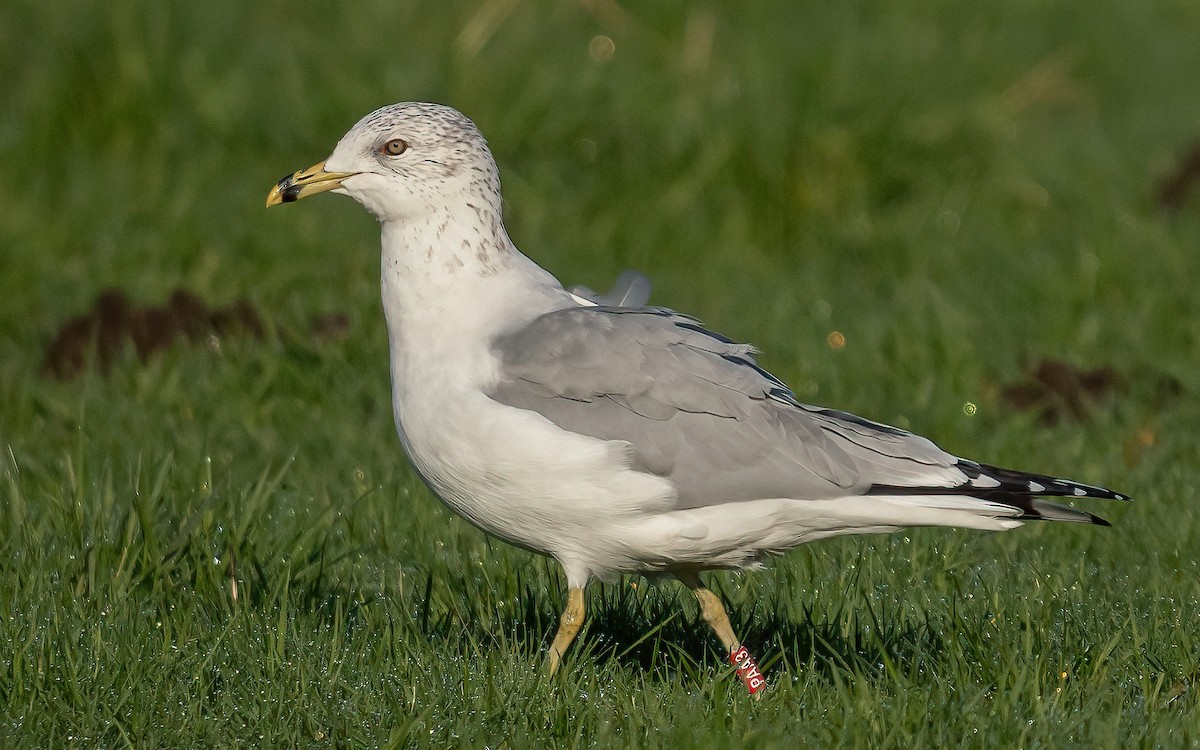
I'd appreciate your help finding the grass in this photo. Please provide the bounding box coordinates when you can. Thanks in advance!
[2,0,1200,746]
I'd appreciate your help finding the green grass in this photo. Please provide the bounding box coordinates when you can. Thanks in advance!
[3,0,1200,746]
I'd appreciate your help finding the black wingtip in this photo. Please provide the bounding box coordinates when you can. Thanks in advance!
[869,461,1129,527]
[1061,480,1132,503]
[966,461,1131,503]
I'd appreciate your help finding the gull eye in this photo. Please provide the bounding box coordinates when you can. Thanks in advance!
[381,138,409,156]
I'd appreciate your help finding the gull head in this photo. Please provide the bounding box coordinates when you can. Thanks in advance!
[266,102,500,223]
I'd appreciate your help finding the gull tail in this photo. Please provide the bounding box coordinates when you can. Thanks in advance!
[867,460,1131,527]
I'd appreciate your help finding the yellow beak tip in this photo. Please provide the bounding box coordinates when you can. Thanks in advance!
[265,186,284,207]
[265,161,356,208]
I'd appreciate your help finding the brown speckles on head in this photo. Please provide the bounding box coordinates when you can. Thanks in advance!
[327,102,505,218]
[326,102,520,277]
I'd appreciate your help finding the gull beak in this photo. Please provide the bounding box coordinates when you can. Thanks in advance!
[265,161,360,206]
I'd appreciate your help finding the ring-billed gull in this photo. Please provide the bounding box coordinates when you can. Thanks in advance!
[266,102,1129,691]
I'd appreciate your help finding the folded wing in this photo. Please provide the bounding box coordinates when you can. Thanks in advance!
[488,306,1126,522]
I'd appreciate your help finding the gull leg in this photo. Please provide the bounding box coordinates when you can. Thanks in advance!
[677,572,767,695]
[547,586,586,677]
[677,572,740,651]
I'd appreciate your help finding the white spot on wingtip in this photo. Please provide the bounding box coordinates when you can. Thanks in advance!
[1029,481,1046,492]
[1074,487,1086,496]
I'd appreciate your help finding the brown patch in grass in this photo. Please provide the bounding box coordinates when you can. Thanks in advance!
[1000,358,1125,425]
[42,287,267,380]
[1157,138,1200,211]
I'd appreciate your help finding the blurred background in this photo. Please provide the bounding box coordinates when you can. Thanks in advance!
[4,0,1199,482]
[3,1,1199,382]
[1,1,1199,745]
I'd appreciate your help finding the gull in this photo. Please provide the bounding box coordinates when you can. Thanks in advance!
[266,102,1129,688]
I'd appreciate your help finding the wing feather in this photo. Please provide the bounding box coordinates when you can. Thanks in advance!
[489,306,969,508]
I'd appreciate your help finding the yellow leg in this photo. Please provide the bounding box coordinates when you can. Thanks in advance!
[547,586,586,677]
[678,572,767,695]
[677,573,740,652]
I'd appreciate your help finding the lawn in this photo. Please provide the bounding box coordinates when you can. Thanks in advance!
[2,1,1199,747]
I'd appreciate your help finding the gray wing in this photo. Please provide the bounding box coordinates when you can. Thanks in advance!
[488,306,972,509]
